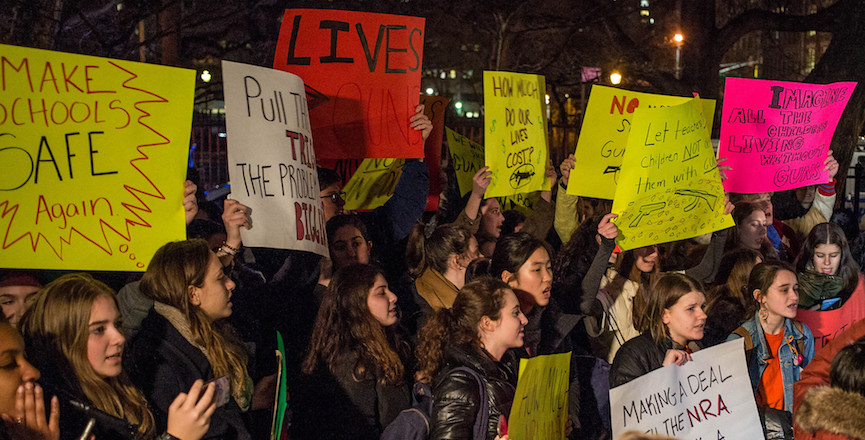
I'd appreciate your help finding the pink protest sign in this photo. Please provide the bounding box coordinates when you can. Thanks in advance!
[718,78,855,193]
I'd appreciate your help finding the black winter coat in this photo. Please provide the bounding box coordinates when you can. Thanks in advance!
[609,332,700,388]
[289,349,411,440]
[126,309,251,440]
[430,344,516,440]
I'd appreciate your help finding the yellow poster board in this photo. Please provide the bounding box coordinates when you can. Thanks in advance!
[446,127,484,196]
[611,98,733,251]
[484,71,549,198]
[500,192,541,217]
[0,44,194,271]
[509,352,570,440]
[568,85,715,199]
[342,158,405,210]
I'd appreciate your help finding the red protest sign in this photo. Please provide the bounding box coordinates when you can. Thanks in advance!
[420,94,449,210]
[274,9,425,160]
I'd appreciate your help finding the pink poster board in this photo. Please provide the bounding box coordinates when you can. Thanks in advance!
[273,9,425,159]
[718,78,855,193]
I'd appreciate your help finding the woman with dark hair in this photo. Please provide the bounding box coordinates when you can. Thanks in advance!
[609,273,707,387]
[702,249,763,346]
[291,264,411,440]
[416,277,523,440]
[127,240,251,439]
[728,261,814,413]
[405,224,480,312]
[22,273,215,440]
[581,213,727,363]
[795,222,862,310]
[725,201,781,260]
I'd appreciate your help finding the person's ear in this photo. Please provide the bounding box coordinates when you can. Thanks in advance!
[753,289,761,302]
[479,315,496,333]
[449,254,462,271]
[662,308,672,325]
[501,270,515,285]
[188,286,202,306]
[367,241,373,250]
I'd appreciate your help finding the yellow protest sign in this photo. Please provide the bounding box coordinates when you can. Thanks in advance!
[500,192,541,217]
[568,85,715,199]
[0,44,194,271]
[446,128,484,196]
[342,158,405,210]
[611,98,733,251]
[484,71,549,198]
[509,352,570,440]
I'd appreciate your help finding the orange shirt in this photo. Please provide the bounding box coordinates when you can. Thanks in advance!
[756,331,785,410]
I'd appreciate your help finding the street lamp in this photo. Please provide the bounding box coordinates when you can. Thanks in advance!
[610,72,622,85]
[201,70,212,83]
[673,33,684,80]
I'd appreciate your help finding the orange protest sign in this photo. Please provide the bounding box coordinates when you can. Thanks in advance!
[274,9,425,159]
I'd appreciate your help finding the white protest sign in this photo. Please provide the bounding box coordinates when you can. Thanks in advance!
[610,339,763,440]
[223,60,328,257]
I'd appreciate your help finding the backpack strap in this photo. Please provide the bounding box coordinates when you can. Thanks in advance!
[793,320,805,359]
[452,366,489,440]
[732,326,753,351]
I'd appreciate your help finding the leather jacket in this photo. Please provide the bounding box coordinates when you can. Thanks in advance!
[430,344,516,440]
[609,332,700,388]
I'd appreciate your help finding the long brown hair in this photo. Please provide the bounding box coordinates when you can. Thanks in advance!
[725,201,778,259]
[415,276,511,383]
[406,223,474,278]
[796,222,859,293]
[643,273,705,342]
[139,239,249,403]
[302,264,406,385]
[20,273,155,436]
[707,248,762,311]
[607,246,659,333]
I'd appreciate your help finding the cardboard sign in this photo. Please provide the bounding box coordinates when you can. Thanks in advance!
[500,192,541,217]
[273,9,425,159]
[797,274,865,352]
[0,44,194,271]
[420,94,449,209]
[484,71,549,198]
[222,61,328,257]
[568,85,715,199]
[509,352,570,440]
[718,78,855,193]
[610,339,764,440]
[342,158,404,210]
[611,98,733,251]
[446,127,484,196]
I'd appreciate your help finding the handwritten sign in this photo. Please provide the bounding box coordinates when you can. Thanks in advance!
[797,274,865,352]
[718,78,855,193]
[484,71,549,198]
[0,44,194,271]
[610,339,763,440]
[273,9,425,159]
[342,158,404,210]
[509,352,570,440]
[568,86,715,199]
[222,61,328,257]
[446,127,484,196]
[611,98,733,251]
[501,192,541,217]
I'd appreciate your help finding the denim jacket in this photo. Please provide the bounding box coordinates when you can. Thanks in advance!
[726,312,815,412]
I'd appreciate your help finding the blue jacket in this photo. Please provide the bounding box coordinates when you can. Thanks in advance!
[727,312,815,412]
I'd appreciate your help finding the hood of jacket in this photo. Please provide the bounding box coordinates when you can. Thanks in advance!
[797,387,865,439]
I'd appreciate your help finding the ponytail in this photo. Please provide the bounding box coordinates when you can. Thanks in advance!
[406,223,428,278]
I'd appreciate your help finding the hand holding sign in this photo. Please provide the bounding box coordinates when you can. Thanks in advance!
[824,150,839,178]
[559,154,576,186]
[184,180,199,226]
[473,166,493,197]
[598,213,619,240]
[410,104,433,143]
[663,349,692,367]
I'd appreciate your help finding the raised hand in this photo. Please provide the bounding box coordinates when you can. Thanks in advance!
[410,105,433,142]
[166,380,217,440]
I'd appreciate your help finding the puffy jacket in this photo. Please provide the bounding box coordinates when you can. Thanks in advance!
[430,344,516,440]
[609,332,700,388]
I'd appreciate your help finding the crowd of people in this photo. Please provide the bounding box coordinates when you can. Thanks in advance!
[2,101,865,440]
